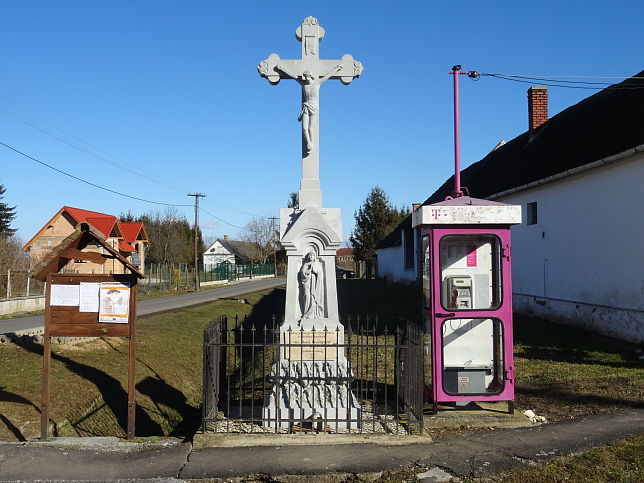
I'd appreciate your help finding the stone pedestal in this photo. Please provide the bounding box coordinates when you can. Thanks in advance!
[263,319,360,430]
[263,208,361,430]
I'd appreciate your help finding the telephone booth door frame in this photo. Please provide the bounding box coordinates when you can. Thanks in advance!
[422,226,515,413]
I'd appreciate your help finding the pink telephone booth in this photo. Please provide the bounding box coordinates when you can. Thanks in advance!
[412,197,521,413]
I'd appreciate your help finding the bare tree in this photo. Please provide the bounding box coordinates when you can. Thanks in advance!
[133,208,203,265]
[0,234,29,296]
[240,217,277,264]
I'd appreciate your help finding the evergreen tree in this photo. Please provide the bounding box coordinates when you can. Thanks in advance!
[287,192,299,210]
[0,184,17,236]
[350,186,409,262]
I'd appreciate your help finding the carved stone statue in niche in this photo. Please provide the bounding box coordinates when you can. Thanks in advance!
[298,250,324,319]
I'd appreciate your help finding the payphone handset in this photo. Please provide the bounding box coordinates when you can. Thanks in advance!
[444,275,472,310]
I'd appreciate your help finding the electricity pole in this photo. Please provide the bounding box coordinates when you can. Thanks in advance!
[188,193,206,291]
[269,216,280,277]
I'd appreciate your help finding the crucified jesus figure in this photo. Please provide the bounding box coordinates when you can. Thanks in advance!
[277,63,342,153]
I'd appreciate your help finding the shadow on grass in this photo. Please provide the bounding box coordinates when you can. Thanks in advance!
[136,376,201,440]
[337,279,421,323]
[516,384,644,410]
[514,316,641,368]
[11,338,164,437]
[246,287,285,325]
[0,387,40,441]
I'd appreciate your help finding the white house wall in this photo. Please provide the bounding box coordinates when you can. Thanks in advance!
[203,240,235,267]
[502,153,643,343]
[377,230,417,283]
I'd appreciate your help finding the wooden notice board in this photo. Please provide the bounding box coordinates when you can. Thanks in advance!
[42,272,139,440]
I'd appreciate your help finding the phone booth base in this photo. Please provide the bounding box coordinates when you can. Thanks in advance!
[412,197,521,413]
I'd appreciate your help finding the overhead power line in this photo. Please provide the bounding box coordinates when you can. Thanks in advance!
[0,140,191,207]
[199,206,244,230]
[0,96,270,219]
[202,197,263,218]
[467,71,644,90]
[0,96,188,193]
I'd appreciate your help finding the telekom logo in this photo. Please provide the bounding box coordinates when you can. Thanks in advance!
[431,208,441,220]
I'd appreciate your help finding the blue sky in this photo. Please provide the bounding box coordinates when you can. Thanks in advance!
[2,1,643,245]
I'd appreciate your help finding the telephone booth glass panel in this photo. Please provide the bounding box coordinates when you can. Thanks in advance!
[422,235,431,309]
[441,317,505,396]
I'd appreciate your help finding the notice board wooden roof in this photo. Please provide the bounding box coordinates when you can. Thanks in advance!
[30,222,145,282]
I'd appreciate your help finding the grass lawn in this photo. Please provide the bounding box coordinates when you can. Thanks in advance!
[0,279,641,456]
[513,315,643,422]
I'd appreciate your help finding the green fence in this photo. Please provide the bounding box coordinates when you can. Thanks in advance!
[142,262,274,294]
[201,262,274,284]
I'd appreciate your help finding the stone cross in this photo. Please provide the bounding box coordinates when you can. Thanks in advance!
[258,16,363,209]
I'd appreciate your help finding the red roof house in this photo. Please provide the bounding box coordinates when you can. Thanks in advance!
[23,206,149,275]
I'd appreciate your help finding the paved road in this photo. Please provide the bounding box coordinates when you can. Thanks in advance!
[0,277,285,335]
[0,408,641,481]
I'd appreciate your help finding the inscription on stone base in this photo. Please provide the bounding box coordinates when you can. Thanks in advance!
[286,330,338,361]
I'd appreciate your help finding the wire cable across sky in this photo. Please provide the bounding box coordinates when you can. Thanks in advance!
[470,72,644,90]
[0,140,192,207]
[199,206,244,230]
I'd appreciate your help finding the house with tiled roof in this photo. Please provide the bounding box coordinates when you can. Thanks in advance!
[22,206,149,275]
[377,70,644,343]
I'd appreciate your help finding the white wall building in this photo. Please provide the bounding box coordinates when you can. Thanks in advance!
[497,148,643,343]
[203,239,236,267]
[377,226,417,283]
[203,237,257,268]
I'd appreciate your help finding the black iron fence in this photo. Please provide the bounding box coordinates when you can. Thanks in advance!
[203,315,424,435]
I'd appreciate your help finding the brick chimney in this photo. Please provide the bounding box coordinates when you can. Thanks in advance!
[528,86,548,132]
[412,203,421,212]
[223,234,229,241]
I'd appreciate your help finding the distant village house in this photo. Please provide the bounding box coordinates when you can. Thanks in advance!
[22,206,149,275]
[203,235,259,267]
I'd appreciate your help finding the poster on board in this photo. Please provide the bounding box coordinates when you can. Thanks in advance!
[99,282,130,323]
[79,282,101,312]
[50,284,80,306]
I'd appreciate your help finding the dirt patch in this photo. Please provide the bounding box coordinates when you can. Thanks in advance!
[53,337,127,353]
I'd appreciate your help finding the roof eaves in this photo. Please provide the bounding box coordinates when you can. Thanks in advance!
[22,206,67,251]
[488,143,644,200]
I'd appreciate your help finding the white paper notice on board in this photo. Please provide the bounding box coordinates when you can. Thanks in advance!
[79,282,101,312]
[99,282,130,324]
[50,284,80,306]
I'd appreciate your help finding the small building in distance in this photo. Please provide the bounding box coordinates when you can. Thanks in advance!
[335,247,355,269]
[22,206,149,275]
[203,236,257,268]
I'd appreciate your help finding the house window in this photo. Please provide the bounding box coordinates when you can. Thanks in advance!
[527,202,538,225]
[404,227,414,269]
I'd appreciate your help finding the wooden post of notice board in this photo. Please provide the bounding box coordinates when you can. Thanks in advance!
[127,279,137,439]
[41,280,52,439]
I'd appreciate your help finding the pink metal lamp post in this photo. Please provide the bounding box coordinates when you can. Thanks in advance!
[411,67,522,414]
[450,65,465,198]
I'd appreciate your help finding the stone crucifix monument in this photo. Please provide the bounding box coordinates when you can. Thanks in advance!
[258,16,362,430]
